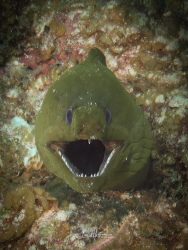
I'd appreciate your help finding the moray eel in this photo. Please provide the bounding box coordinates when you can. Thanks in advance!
[35,48,152,193]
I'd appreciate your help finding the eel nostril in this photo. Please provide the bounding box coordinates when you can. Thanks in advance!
[100,129,105,135]
[77,125,85,133]
[77,128,83,133]
[95,124,103,132]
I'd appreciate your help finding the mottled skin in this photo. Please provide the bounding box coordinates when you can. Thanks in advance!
[35,48,152,193]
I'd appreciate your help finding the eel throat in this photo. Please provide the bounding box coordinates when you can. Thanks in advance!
[47,140,122,177]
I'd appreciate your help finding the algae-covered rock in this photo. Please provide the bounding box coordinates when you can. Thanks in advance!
[0,185,57,242]
[0,185,36,242]
[48,18,66,37]
[182,150,188,166]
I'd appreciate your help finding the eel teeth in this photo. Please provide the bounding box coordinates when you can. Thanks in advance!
[58,150,80,176]
[58,149,62,155]
[58,148,116,178]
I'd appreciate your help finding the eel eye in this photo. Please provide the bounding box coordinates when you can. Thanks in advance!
[66,107,73,124]
[105,108,111,125]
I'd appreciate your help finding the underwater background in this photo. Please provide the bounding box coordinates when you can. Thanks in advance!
[0,0,188,249]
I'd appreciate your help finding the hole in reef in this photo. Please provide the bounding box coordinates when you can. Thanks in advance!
[64,140,105,175]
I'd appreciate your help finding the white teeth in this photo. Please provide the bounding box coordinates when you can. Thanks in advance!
[58,147,115,178]
[58,150,79,176]
[76,173,101,177]
[99,149,115,175]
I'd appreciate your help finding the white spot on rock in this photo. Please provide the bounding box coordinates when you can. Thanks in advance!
[155,94,165,104]
[168,96,188,108]
[55,211,68,221]
[6,88,19,98]
[69,203,77,210]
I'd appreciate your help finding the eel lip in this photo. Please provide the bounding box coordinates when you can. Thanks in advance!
[47,140,122,177]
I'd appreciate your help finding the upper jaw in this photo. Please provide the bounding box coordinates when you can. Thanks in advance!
[47,139,122,178]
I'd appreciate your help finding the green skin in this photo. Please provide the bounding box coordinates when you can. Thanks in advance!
[35,48,152,193]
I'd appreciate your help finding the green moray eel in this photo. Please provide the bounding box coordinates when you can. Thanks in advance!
[35,48,152,193]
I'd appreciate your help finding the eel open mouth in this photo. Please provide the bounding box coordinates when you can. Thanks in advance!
[47,140,121,177]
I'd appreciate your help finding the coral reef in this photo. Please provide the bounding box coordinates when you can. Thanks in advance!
[0,0,188,249]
